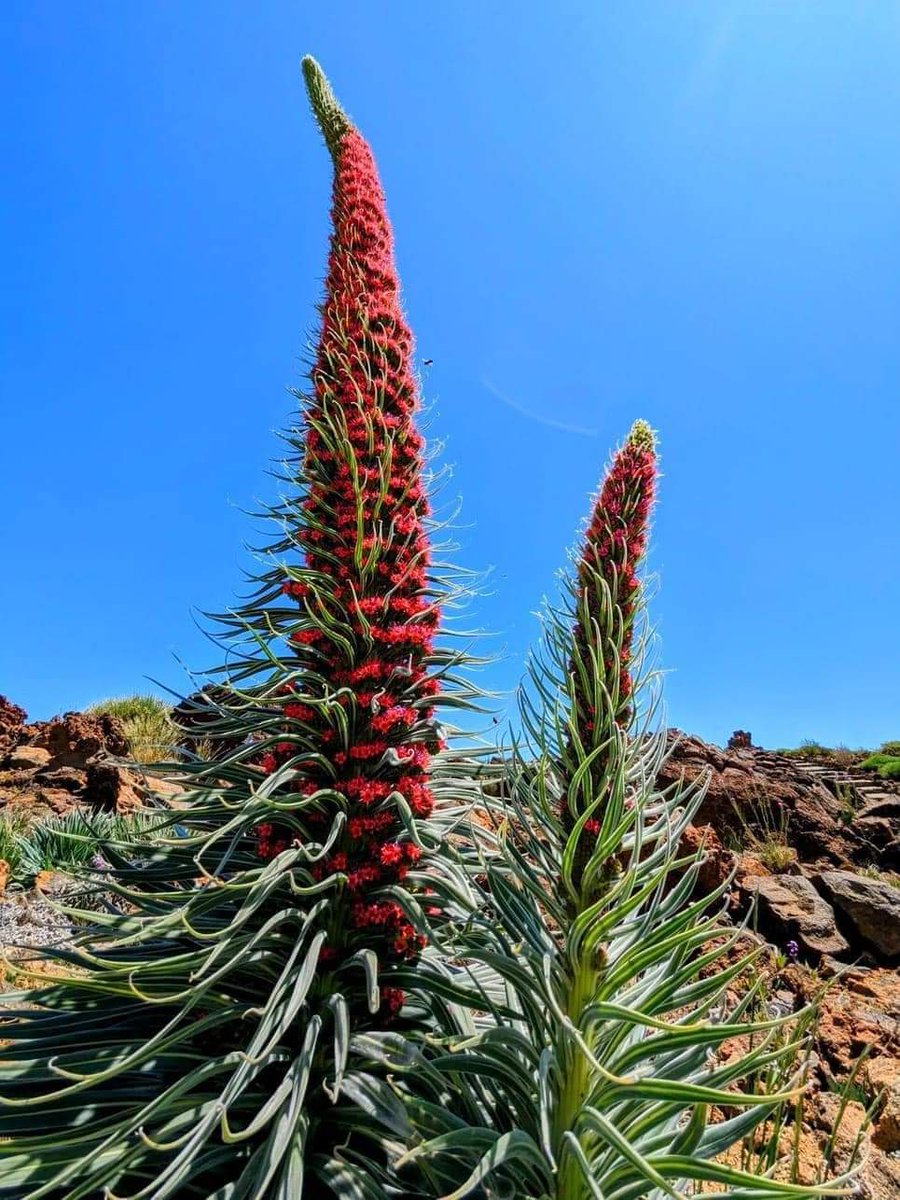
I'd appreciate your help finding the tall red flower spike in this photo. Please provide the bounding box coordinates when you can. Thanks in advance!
[562,419,657,885]
[250,58,441,1013]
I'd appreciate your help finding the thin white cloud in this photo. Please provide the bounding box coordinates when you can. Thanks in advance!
[481,377,601,437]
[680,11,739,108]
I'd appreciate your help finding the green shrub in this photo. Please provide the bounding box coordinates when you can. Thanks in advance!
[726,785,793,862]
[859,753,888,770]
[777,741,868,765]
[879,739,900,755]
[84,693,167,724]
[859,752,900,778]
[778,739,829,760]
[85,693,176,763]
[756,837,796,870]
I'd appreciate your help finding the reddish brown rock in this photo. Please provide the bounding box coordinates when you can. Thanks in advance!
[35,766,86,794]
[7,745,51,770]
[659,732,792,836]
[660,730,900,873]
[742,874,849,960]
[679,824,736,896]
[816,871,900,961]
[0,695,27,757]
[26,711,129,768]
[82,761,141,813]
[733,853,771,883]
[866,1057,900,1152]
[791,964,900,1076]
[726,729,752,750]
[36,787,75,814]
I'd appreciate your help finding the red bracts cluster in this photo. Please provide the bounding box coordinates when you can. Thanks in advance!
[251,60,440,1014]
[572,419,656,739]
[562,421,656,884]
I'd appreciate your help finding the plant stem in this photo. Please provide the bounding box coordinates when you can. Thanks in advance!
[554,954,598,1200]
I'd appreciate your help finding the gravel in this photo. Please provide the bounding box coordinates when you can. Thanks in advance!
[0,894,74,955]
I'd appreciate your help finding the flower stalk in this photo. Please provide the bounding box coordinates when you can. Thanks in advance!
[255,55,443,1010]
[561,418,657,898]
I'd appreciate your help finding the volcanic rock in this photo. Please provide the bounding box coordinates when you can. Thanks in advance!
[84,761,143,813]
[7,745,51,770]
[678,824,736,896]
[815,871,900,961]
[742,873,849,959]
[660,731,900,873]
[862,797,900,820]
[865,1057,900,1152]
[36,787,74,814]
[0,695,26,757]
[26,711,129,767]
[35,766,86,793]
[84,761,123,811]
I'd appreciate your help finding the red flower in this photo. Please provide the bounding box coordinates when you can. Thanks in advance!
[284,703,315,721]
[563,421,657,881]
[379,986,404,1018]
[379,843,403,867]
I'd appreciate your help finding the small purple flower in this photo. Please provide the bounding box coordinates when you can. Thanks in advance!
[91,853,111,871]
[785,939,799,961]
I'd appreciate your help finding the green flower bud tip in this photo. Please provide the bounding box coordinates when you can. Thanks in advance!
[627,419,656,454]
[301,55,352,158]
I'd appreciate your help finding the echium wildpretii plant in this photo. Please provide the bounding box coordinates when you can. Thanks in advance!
[0,58,477,1199]
[0,59,855,1200]
[363,424,853,1198]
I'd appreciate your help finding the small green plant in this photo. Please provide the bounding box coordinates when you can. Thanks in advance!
[829,743,857,768]
[85,693,176,763]
[737,997,819,1185]
[728,786,795,869]
[0,808,159,888]
[757,837,796,870]
[861,865,900,887]
[879,739,900,755]
[816,1052,875,1184]
[796,739,827,758]
[0,808,32,874]
[835,781,856,824]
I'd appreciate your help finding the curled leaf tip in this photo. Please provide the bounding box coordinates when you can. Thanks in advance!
[627,419,656,453]
[301,55,352,157]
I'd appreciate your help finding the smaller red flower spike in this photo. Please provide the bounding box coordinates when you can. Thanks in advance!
[563,420,657,886]
[573,419,656,738]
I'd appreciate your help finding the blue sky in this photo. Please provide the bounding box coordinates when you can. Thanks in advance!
[2,2,898,749]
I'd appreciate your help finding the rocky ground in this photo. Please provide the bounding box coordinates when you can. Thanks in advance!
[1,703,898,1192]
[666,730,900,1196]
[664,730,900,965]
[0,698,178,981]
[0,696,146,820]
